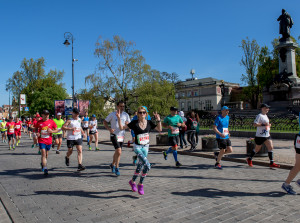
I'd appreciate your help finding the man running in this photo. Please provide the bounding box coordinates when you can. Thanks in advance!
[213,106,233,169]
[6,117,16,150]
[162,107,184,167]
[14,117,22,146]
[52,113,64,154]
[82,112,90,145]
[246,104,280,168]
[35,110,59,176]
[88,114,99,151]
[62,108,86,171]
[104,101,130,176]
[27,117,33,139]
[1,117,7,143]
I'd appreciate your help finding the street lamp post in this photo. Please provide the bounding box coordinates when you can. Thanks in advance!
[63,32,78,107]
[190,69,195,79]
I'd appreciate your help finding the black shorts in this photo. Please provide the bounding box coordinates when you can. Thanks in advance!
[28,127,32,132]
[82,127,89,131]
[110,134,123,150]
[255,137,270,146]
[7,134,15,140]
[294,134,300,154]
[1,130,7,135]
[67,138,83,148]
[168,135,179,147]
[89,130,98,135]
[217,138,231,149]
[53,134,63,139]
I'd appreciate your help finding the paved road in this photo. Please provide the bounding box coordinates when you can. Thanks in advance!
[0,134,300,223]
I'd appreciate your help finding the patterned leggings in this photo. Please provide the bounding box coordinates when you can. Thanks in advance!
[132,144,151,184]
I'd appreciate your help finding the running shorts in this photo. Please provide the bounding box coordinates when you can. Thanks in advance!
[217,138,231,149]
[67,138,83,148]
[255,136,270,146]
[168,135,179,147]
[110,134,123,149]
[53,134,63,140]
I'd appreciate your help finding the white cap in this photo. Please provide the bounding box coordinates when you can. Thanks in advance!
[57,112,62,116]
[178,111,184,117]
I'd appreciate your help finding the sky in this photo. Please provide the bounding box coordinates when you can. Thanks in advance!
[0,0,299,107]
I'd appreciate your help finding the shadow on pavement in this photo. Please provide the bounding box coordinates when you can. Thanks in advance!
[172,188,286,198]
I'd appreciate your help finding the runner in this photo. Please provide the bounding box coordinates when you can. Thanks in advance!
[88,114,99,151]
[104,101,130,176]
[14,117,22,146]
[178,111,188,149]
[6,116,16,150]
[62,108,86,171]
[31,116,40,150]
[22,118,27,133]
[162,107,184,167]
[52,112,64,154]
[246,104,280,168]
[1,117,7,143]
[34,110,59,176]
[117,106,162,195]
[213,106,233,169]
[82,112,90,145]
[186,110,199,151]
[26,117,33,139]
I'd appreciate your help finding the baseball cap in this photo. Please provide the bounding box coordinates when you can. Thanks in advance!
[142,106,149,113]
[178,111,184,117]
[92,114,96,118]
[73,108,80,114]
[57,112,62,116]
[42,110,50,115]
[260,103,270,109]
[221,106,230,110]
[36,114,40,118]
[170,106,178,111]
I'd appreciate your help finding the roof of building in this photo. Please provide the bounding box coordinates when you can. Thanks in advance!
[175,77,239,88]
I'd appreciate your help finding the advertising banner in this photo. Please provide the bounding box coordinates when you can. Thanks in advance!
[64,99,73,116]
[20,94,26,105]
[54,100,65,116]
[78,100,90,116]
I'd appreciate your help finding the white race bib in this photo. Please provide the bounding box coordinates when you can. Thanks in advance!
[9,128,14,133]
[41,129,50,138]
[171,127,179,135]
[222,128,229,136]
[15,125,21,129]
[296,135,300,149]
[137,133,150,145]
[73,127,81,136]
[117,136,124,142]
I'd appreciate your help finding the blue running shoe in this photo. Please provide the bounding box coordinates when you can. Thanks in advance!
[215,163,223,170]
[163,151,167,160]
[110,164,116,173]
[296,179,300,187]
[44,168,48,176]
[282,183,296,195]
[115,168,120,176]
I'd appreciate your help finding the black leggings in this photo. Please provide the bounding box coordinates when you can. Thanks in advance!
[187,131,196,147]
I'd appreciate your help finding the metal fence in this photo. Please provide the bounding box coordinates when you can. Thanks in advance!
[199,113,299,132]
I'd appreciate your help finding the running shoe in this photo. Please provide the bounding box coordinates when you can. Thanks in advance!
[18,140,20,144]
[31,144,35,148]
[16,142,19,146]
[189,146,195,151]
[214,152,219,161]
[8,146,11,150]
[215,163,223,169]
[137,184,144,195]
[175,161,182,167]
[95,147,100,151]
[88,146,92,151]
[65,156,70,166]
[115,168,120,176]
[40,162,43,170]
[246,158,253,167]
[132,155,137,165]
[77,164,86,171]
[129,180,137,192]
[110,164,116,173]
[163,151,167,160]
[185,145,188,148]
[281,183,296,195]
[296,179,300,187]
[44,168,48,176]
[270,163,280,168]
[13,146,15,150]
[56,150,60,154]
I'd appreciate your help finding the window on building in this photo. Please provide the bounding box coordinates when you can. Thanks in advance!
[181,102,185,111]
[188,101,191,111]
[194,101,198,110]
[187,91,191,97]
[175,93,179,99]
[194,91,198,97]
[205,100,212,111]
[181,92,185,98]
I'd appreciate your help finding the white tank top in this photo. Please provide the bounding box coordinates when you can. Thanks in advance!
[67,118,82,140]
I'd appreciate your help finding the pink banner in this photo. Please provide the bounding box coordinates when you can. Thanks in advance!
[54,100,65,116]
[79,100,90,116]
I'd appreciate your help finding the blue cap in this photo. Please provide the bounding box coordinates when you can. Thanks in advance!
[142,106,149,112]
[92,114,96,117]
[221,106,229,110]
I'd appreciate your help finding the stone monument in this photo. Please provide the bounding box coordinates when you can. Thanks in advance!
[263,9,300,109]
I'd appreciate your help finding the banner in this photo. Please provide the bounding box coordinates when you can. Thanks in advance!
[20,94,26,105]
[64,99,73,116]
[78,100,90,116]
[54,100,65,116]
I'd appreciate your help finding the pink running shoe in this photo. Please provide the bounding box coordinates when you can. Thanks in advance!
[138,184,144,195]
[129,180,137,192]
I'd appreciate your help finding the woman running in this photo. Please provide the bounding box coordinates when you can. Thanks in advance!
[116,106,162,195]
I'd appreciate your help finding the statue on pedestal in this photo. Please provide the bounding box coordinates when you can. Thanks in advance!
[277,9,294,40]
[273,69,293,87]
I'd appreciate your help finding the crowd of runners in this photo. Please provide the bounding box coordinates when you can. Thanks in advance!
[1,101,300,196]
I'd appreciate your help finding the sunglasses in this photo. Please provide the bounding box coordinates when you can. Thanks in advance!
[138,111,147,114]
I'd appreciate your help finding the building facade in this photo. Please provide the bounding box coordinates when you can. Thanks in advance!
[175,77,240,112]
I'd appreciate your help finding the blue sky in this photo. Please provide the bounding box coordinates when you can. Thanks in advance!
[0,0,299,107]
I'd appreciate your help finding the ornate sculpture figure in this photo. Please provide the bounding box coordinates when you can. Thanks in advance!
[277,9,294,40]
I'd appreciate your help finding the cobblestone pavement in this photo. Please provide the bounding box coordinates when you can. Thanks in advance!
[0,133,300,223]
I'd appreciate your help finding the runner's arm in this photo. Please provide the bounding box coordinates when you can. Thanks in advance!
[62,120,72,131]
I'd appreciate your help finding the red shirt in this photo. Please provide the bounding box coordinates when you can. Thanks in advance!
[14,121,22,132]
[6,122,15,135]
[35,119,57,145]
[32,120,38,133]
[26,121,32,127]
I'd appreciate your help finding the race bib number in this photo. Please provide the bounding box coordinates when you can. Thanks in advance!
[193,121,198,128]
[117,136,124,142]
[9,128,14,133]
[73,127,81,136]
[41,129,50,138]
[16,125,21,129]
[171,127,179,134]
[295,135,300,149]
[222,128,229,136]
[137,133,150,145]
